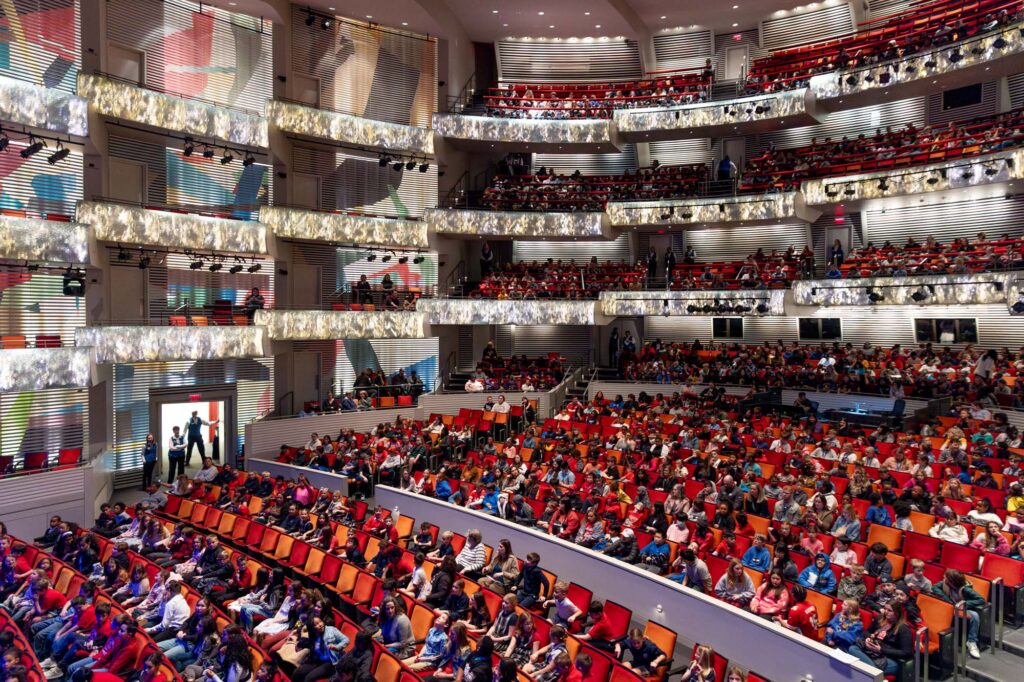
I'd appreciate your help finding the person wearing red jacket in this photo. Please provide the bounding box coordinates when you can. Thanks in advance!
[66,620,138,677]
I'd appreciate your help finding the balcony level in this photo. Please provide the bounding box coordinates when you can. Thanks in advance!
[267,99,433,155]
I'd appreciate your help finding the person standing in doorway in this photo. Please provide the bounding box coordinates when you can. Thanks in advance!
[167,426,186,483]
[664,248,677,284]
[608,329,620,369]
[142,433,158,490]
[185,410,219,466]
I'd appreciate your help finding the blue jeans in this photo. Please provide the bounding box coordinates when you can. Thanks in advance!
[963,610,980,644]
[161,643,196,671]
[238,603,272,630]
[31,618,64,656]
[51,631,86,661]
[849,645,898,676]
[67,657,98,677]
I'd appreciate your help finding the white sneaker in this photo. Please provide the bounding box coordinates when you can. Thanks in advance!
[43,667,63,680]
[967,642,981,659]
[39,659,55,668]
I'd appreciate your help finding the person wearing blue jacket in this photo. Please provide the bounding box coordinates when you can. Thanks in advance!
[741,534,772,572]
[637,532,672,575]
[434,477,452,500]
[799,553,837,594]
[864,494,892,527]
[825,598,864,652]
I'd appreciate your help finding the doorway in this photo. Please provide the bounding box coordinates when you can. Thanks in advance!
[725,45,748,81]
[148,386,238,474]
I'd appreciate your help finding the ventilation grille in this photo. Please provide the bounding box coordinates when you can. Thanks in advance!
[1009,73,1024,109]
[106,0,272,113]
[289,6,436,127]
[755,96,926,152]
[760,4,855,51]
[653,30,714,72]
[533,146,639,176]
[648,139,715,167]
[684,223,809,262]
[866,0,916,21]
[864,196,1024,245]
[512,234,633,263]
[497,40,643,83]
[0,0,80,92]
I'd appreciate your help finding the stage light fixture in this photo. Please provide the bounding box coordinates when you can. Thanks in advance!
[202,145,215,159]
[843,185,856,196]
[382,254,392,263]
[47,142,70,165]
[406,160,417,171]
[379,156,389,167]
[825,186,839,198]
[247,263,262,274]
[367,254,376,262]
[305,9,315,26]
[321,17,332,29]
[209,262,222,272]
[392,161,404,171]
[138,256,151,270]
[229,264,244,274]
[877,178,890,191]
[948,48,962,62]
[845,75,857,85]
[0,131,9,152]
[926,174,940,185]
[994,36,1008,49]
[398,256,408,264]
[755,303,769,314]
[867,288,884,303]
[1013,298,1024,314]
[62,267,85,297]
[117,246,130,261]
[681,212,693,220]
[419,163,429,173]
[190,260,204,270]
[413,255,425,264]
[243,153,256,167]
[686,305,697,313]
[21,136,43,158]
[183,138,195,156]
[221,150,234,165]
[911,288,928,302]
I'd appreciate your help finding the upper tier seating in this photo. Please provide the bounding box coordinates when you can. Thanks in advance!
[837,236,1024,278]
[474,260,647,299]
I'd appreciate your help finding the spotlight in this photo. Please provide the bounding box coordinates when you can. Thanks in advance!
[321,17,332,29]
[825,186,839,198]
[1013,299,1024,314]
[413,255,425,264]
[247,263,262,273]
[62,267,85,297]
[26,262,39,271]
[811,288,818,296]
[845,75,857,86]
[21,136,44,158]
[926,285,936,294]
[911,288,928,302]
[681,212,693,220]
[392,161,404,171]
[305,10,315,26]
[278,268,289,276]
[419,163,429,173]
[994,281,1004,292]
[718,204,725,213]
[985,165,999,176]
[734,304,750,313]
[47,142,70,165]
[398,256,409,264]
[0,132,8,152]
[209,262,222,272]
[701,304,714,313]
[948,49,962,62]
[877,179,890,191]
[367,254,376,262]
[183,138,195,156]
[924,57,937,68]
[137,256,151,270]
[406,160,417,171]
[994,36,1007,49]
[843,185,856,196]
[867,288,884,303]
[754,105,765,114]
[382,254,392,263]
[243,153,256,167]
[229,264,244,274]
[221,150,234,165]
[879,72,891,84]
[379,156,389,168]
[117,246,130,261]
[926,174,940,185]
[202,145,215,159]
[755,303,769,314]
[190,260,204,270]
[438,261,446,267]
[961,169,974,180]
[864,73,875,83]
[674,110,681,120]
[686,305,697,314]
[745,107,754,115]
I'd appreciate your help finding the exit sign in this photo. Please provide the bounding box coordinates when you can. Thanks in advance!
[189,394,202,401]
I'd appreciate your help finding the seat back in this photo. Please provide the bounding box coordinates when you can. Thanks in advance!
[916,593,954,651]
[866,524,903,552]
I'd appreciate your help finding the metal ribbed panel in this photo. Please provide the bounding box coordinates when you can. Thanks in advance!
[289,6,436,127]
[533,145,638,175]
[495,325,512,357]
[653,30,714,71]
[637,231,685,259]
[755,97,926,152]
[0,140,83,219]
[864,196,1024,245]
[926,81,997,126]
[111,357,275,486]
[106,0,271,112]
[648,139,714,167]
[684,223,809,262]
[867,0,916,21]
[512,234,633,263]
[0,0,79,92]
[107,135,271,217]
[496,40,643,83]
[1009,73,1024,109]
[289,243,437,305]
[1,387,87,466]
[503,324,593,365]
[0,267,86,342]
[760,4,855,51]
[457,327,474,370]
[712,29,769,80]
[812,212,863,274]
[291,146,436,219]
[292,338,438,396]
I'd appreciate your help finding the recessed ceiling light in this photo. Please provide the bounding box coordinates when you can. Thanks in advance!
[585,11,590,15]
[538,11,544,15]
[733,4,739,7]
[661,15,667,19]
[549,24,555,28]
[328,6,335,9]
[503,23,508,26]
[732,22,739,26]
[492,9,498,13]
[595,24,601,28]
[402,22,408,25]
[366,15,372,19]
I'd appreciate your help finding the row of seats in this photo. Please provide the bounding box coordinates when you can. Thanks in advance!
[0,450,82,479]
[475,260,647,299]
[0,335,63,349]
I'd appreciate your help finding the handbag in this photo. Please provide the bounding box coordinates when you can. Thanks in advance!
[276,632,310,666]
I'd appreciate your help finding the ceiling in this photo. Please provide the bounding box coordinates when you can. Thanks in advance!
[222,0,846,42]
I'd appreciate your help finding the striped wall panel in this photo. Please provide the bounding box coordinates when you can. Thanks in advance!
[712,29,769,79]
[512,233,633,263]
[106,0,272,113]
[107,135,270,217]
[755,96,926,152]
[653,30,715,72]
[0,140,83,219]
[289,6,436,128]
[926,81,997,126]
[503,324,594,366]
[0,267,86,341]
[648,139,715,167]
[111,357,275,485]
[1009,73,1024,109]
[496,40,643,83]
[291,338,438,396]
[863,196,1024,245]
[291,146,436,219]
[760,4,856,51]
[811,212,863,274]
[533,145,639,175]
[645,304,1024,349]
[0,0,79,92]
[637,231,686,259]
[1,387,87,466]
[867,0,916,21]
[683,223,810,262]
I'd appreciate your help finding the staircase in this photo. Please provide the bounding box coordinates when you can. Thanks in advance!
[965,624,1024,682]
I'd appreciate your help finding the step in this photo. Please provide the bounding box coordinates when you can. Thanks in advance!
[1000,624,1024,658]
[964,648,1024,682]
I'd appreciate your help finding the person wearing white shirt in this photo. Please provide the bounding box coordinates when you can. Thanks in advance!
[305,433,322,451]
[492,395,511,414]
[193,458,218,483]
[769,438,792,453]
[520,379,535,392]
[465,378,484,392]
[818,355,836,368]
[147,581,189,634]
[928,516,969,545]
